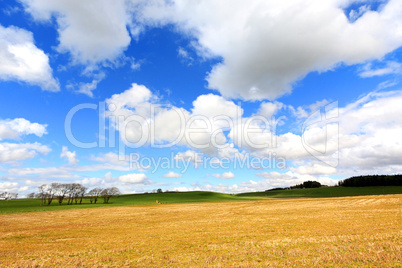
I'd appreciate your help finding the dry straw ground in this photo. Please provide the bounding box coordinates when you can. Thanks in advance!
[0,195,401,267]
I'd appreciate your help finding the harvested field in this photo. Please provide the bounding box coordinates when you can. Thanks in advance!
[0,195,401,267]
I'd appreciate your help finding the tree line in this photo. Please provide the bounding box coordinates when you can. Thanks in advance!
[290,180,322,189]
[27,183,120,206]
[337,175,402,187]
[265,180,323,191]
[0,192,18,200]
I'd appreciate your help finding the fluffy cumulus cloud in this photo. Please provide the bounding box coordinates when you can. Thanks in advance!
[105,82,402,178]
[0,142,51,163]
[0,25,59,91]
[0,182,19,193]
[106,83,242,156]
[60,146,78,165]
[17,0,402,99]
[0,118,47,140]
[20,0,132,66]
[132,0,402,100]
[270,90,402,175]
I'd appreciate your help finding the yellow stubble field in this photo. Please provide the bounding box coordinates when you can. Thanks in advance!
[0,195,401,267]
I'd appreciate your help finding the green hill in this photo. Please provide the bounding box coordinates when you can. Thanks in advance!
[1,186,401,214]
[0,191,255,214]
[237,186,402,198]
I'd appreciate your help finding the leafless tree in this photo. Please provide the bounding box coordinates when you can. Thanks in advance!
[88,188,103,204]
[9,192,18,199]
[46,184,56,206]
[66,184,84,204]
[73,184,87,204]
[37,184,47,206]
[53,183,69,205]
[27,192,36,199]
[34,183,120,206]
[65,183,77,205]
[101,187,121,204]
[0,192,18,200]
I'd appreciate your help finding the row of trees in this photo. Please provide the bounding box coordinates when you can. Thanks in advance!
[338,175,402,187]
[0,192,18,200]
[28,183,120,206]
[265,181,323,191]
[290,181,322,189]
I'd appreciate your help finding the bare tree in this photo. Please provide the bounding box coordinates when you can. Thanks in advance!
[46,184,56,206]
[0,192,18,200]
[88,188,103,204]
[67,184,85,204]
[37,184,47,206]
[72,184,87,204]
[9,192,18,199]
[34,183,120,206]
[53,183,69,205]
[65,183,76,205]
[27,192,36,199]
[101,187,121,204]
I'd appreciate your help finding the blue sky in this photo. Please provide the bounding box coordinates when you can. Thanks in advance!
[1,0,402,196]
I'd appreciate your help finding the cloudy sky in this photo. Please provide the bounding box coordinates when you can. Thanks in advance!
[1,0,402,196]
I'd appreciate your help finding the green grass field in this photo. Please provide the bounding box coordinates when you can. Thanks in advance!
[1,186,401,214]
[238,185,402,198]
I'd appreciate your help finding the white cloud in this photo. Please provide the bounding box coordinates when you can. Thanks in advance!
[174,150,203,167]
[177,46,193,65]
[80,177,103,187]
[212,171,235,179]
[105,82,402,176]
[60,146,78,165]
[90,152,128,166]
[0,182,19,192]
[256,171,338,188]
[258,102,284,118]
[0,142,51,163]
[67,72,105,97]
[133,0,402,100]
[191,93,242,119]
[106,83,154,111]
[21,0,131,66]
[348,4,370,22]
[169,171,337,193]
[163,171,182,178]
[13,0,402,99]
[106,84,241,156]
[359,61,402,77]
[8,167,80,179]
[0,24,59,91]
[290,164,337,175]
[334,91,402,170]
[118,173,150,184]
[0,118,47,140]
[376,80,398,90]
[129,57,141,70]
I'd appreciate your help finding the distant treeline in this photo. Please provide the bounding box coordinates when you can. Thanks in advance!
[266,181,322,191]
[338,175,402,187]
[28,183,121,206]
[290,181,322,189]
